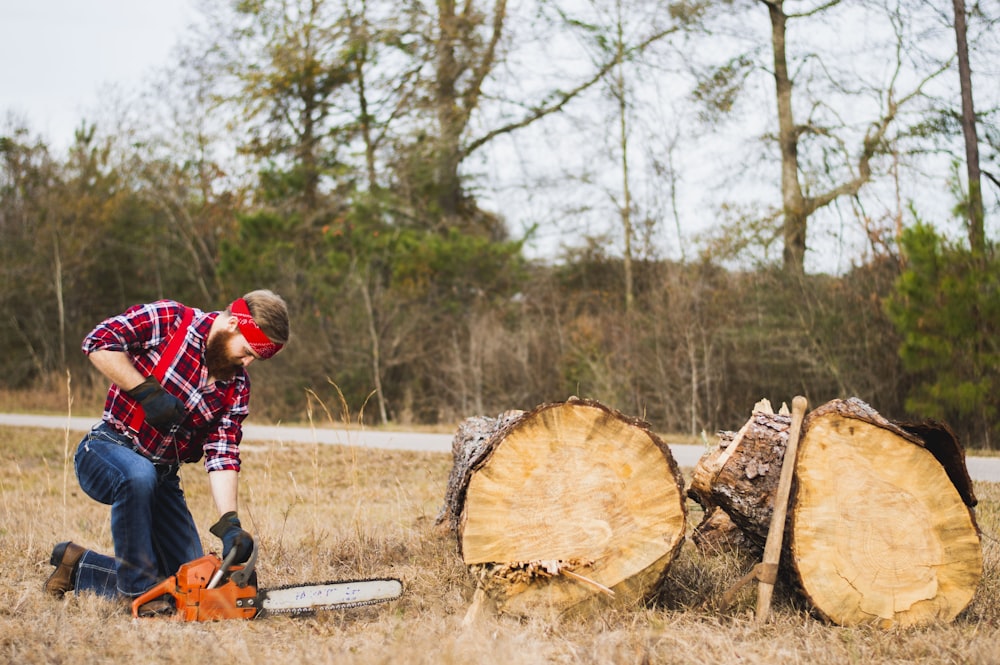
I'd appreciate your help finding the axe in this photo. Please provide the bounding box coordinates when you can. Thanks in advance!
[755,394,807,622]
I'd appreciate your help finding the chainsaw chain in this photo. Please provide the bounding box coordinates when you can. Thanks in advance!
[258,596,395,617]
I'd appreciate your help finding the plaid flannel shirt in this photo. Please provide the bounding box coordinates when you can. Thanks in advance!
[82,299,249,472]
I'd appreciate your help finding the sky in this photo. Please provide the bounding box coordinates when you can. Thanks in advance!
[0,0,197,147]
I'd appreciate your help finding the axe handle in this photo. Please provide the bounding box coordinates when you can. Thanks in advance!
[755,395,807,623]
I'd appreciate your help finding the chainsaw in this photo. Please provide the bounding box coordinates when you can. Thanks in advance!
[130,544,403,621]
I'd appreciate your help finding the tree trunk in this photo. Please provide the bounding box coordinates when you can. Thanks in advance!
[952,0,985,254]
[689,397,982,627]
[763,0,807,275]
[438,398,687,619]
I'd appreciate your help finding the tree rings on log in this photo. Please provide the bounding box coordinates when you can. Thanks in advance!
[440,397,687,618]
[789,398,982,627]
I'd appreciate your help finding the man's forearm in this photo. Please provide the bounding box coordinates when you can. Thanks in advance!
[88,349,145,391]
[209,469,239,516]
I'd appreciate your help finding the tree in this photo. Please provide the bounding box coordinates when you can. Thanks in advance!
[884,222,999,447]
[0,124,60,382]
[196,0,361,215]
[759,0,951,273]
[690,1,953,274]
[564,0,689,310]
[392,0,687,238]
[951,0,985,255]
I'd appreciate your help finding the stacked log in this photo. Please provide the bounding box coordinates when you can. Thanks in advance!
[438,397,688,619]
[689,397,983,627]
[688,399,792,552]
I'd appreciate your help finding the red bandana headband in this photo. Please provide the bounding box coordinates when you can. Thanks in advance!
[230,297,283,359]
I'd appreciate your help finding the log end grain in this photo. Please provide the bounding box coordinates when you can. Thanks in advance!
[454,399,688,618]
[790,400,983,627]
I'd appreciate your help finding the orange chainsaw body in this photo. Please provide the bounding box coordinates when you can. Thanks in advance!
[131,553,259,621]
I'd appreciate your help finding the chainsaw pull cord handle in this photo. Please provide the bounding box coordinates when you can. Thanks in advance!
[207,541,258,590]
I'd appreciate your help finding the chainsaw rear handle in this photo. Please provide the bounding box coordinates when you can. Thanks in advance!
[131,573,182,618]
[131,555,222,619]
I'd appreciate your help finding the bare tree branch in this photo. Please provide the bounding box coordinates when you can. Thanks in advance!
[804,61,950,215]
[462,24,679,157]
[787,0,842,20]
[460,0,507,130]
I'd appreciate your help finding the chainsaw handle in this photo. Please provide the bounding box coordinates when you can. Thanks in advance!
[207,547,240,589]
[230,541,258,588]
[131,575,179,618]
[207,541,258,589]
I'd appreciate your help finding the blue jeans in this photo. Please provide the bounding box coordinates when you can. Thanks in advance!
[73,422,203,598]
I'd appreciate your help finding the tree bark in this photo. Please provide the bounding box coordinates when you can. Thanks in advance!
[689,397,982,627]
[688,398,791,550]
[439,398,687,618]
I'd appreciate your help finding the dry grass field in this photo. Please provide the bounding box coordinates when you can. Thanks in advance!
[1,421,999,665]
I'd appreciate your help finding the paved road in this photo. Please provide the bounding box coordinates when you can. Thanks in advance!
[2,412,998,483]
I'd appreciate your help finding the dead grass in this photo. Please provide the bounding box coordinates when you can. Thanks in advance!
[1,423,999,665]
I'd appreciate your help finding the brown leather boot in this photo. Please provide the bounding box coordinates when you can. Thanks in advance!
[44,541,86,597]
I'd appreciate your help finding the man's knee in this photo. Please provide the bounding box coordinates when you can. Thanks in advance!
[115,464,158,500]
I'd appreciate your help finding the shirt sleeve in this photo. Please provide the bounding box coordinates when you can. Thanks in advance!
[202,373,251,473]
[82,301,182,357]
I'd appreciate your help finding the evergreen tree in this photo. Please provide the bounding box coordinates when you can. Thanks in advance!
[885,223,999,447]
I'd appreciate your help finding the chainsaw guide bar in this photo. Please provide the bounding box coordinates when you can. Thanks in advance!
[259,578,404,616]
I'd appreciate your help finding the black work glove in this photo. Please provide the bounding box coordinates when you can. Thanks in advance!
[210,511,254,564]
[126,376,186,433]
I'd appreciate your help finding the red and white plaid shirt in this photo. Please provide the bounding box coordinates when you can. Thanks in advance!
[82,300,249,472]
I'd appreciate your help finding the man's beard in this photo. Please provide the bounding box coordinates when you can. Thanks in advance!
[206,329,242,382]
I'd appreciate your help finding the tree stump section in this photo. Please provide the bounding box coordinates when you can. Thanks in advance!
[689,397,982,627]
[439,398,687,619]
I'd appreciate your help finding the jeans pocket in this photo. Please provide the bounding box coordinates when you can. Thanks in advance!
[74,432,118,505]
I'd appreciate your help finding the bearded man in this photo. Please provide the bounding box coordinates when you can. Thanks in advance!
[43,290,290,615]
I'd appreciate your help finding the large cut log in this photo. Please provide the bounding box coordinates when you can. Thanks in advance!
[438,397,687,619]
[789,398,981,627]
[689,397,982,627]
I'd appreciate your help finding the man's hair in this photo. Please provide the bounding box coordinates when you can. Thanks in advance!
[239,289,290,345]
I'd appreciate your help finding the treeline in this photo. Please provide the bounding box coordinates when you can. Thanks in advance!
[1,0,998,446]
[1,128,995,445]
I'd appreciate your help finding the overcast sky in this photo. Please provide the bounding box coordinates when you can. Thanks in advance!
[0,0,197,147]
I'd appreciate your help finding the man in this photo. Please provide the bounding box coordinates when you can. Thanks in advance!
[43,290,290,615]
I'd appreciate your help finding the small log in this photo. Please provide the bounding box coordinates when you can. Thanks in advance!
[439,397,688,618]
[688,398,791,550]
